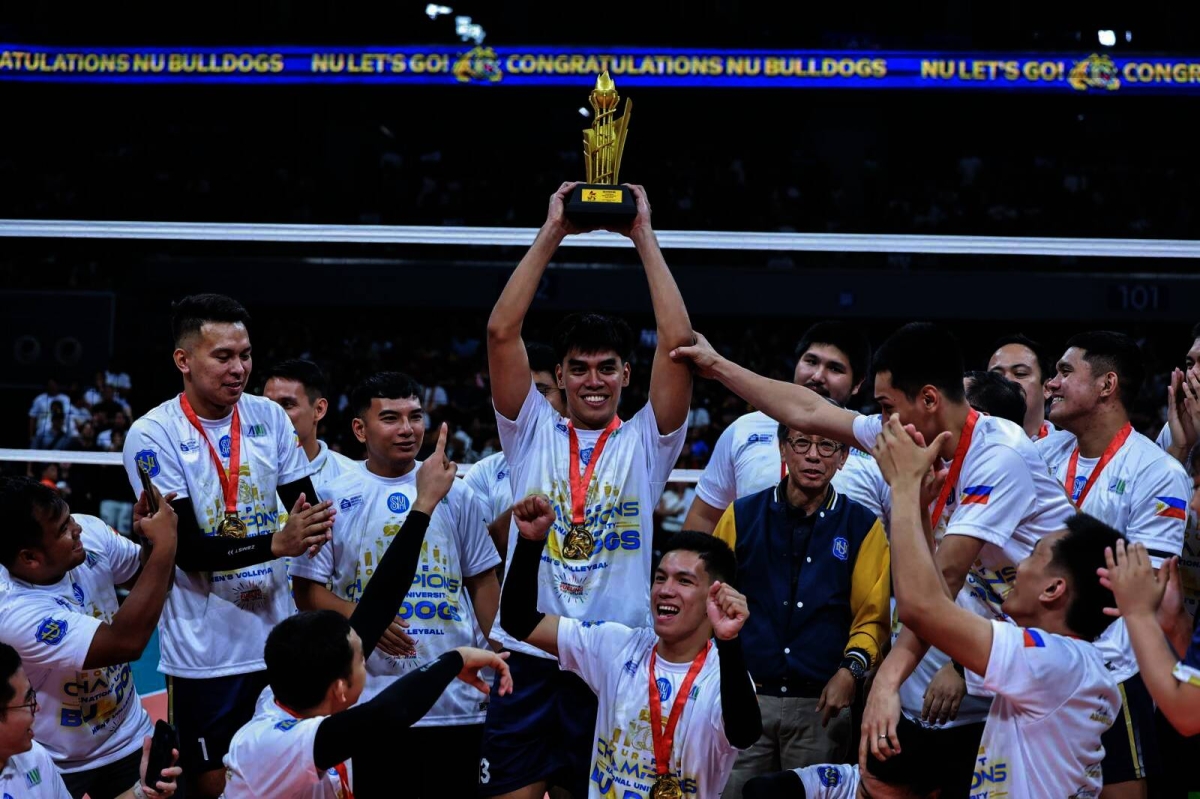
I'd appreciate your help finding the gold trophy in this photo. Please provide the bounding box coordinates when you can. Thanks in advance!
[565,71,636,225]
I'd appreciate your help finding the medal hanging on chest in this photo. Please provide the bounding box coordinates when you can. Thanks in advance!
[562,416,621,560]
[647,641,711,798]
[180,395,247,538]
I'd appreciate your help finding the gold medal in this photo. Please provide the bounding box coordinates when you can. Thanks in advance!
[561,523,595,560]
[649,775,683,799]
[218,512,248,538]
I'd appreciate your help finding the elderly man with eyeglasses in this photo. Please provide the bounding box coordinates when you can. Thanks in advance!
[714,415,891,799]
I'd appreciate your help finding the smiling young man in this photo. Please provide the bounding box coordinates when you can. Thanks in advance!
[501,496,761,798]
[871,415,1122,799]
[987,333,1055,441]
[0,478,177,799]
[713,416,890,799]
[683,322,881,533]
[481,183,694,798]
[1036,331,1189,797]
[671,322,1074,796]
[289,373,501,797]
[121,294,336,798]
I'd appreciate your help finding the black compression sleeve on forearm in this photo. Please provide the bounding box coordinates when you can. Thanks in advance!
[716,635,763,749]
[312,650,463,770]
[170,497,276,572]
[348,511,431,657]
[278,476,319,509]
[498,535,546,641]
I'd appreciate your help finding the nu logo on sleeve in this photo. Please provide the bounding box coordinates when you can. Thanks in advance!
[36,617,68,646]
[135,450,160,478]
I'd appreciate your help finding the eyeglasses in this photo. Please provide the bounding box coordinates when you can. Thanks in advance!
[4,690,38,715]
[784,437,842,457]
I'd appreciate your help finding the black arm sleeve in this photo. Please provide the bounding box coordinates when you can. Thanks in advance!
[170,497,276,572]
[348,511,431,657]
[171,476,321,572]
[311,650,463,770]
[278,476,319,509]
[498,535,545,641]
[716,636,762,750]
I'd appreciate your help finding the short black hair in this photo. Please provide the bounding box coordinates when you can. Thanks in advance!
[553,313,634,364]
[350,372,423,418]
[991,333,1052,383]
[0,643,19,713]
[659,531,737,586]
[1187,442,1200,478]
[265,610,355,712]
[872,322,965,402]
[795,321,872,387]
[170,293,251,347]
[526,342,558,375]
[262,359,329,404]
[964,370,1027,427]
[1191,321,1200,342]
[1051,514,1125,641]
[0,477,66,568]
[1064,331,1146,411]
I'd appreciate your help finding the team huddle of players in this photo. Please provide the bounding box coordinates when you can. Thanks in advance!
[2,181,1199,799]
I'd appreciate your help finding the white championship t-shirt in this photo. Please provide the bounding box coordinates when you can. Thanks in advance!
[965,621,1118,799]
[854,413,1075,727]
[462,451,512,525]
[222,687,349,799]
[0,742,73,798]
[693,411,888,525]
[289,461,499,722]
[491,385,687,659]
[123,393,315,677]
[557,619,742,799]
[0,516,152,772]
[274,440,357,530]
[1037,428,1189,683]
[793,764,858,798]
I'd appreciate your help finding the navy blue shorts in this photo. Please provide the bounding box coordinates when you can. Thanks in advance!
[168,671,270,776]
[1101,672,1162,784]
[479,650,598,797]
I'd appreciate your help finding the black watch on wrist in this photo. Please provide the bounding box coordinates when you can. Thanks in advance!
[839,656,867,681]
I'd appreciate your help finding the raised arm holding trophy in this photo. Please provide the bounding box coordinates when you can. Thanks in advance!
[481,71,700,799]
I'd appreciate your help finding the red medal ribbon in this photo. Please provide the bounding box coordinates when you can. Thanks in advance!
[275,701,353,799]
[567,416,622,526]
[929,409,979,528]
[179,394,241,518]
[1064,423,1132,507]
[1037,421,1050,440]
[648,641,712,779]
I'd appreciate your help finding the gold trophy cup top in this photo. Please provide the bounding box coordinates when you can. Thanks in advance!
[582,70,631,185]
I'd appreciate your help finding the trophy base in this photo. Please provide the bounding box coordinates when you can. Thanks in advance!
[565,184,637,227]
